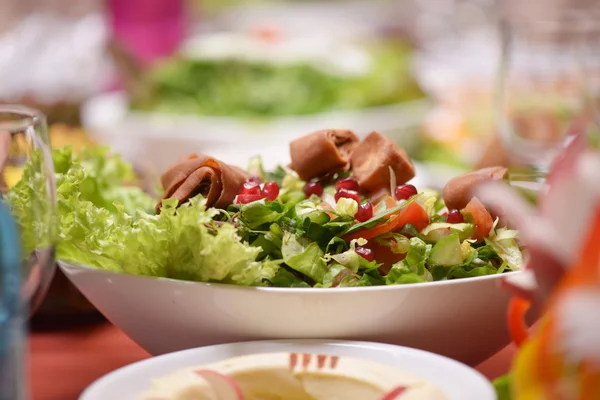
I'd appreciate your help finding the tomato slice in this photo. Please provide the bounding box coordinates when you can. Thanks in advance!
[365,239,406,275]
[344,201,430,242]
[463,197,494,241]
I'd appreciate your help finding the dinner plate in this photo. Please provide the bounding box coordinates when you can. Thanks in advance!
[80,339,496,400]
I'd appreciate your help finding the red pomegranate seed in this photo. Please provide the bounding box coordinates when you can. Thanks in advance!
[335,177,360,192]
[240,181,262,196]
[235,193,264,204]
[446,209,464,224]
[246,176,263,184]
[304,181,324,198]
[335,188,360,203]
[394,184,418,201]
[262,181,279,201]
[355,246,374,262]
[355,202,373,222]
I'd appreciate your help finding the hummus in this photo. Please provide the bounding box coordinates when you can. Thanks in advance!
[140,352,448,400]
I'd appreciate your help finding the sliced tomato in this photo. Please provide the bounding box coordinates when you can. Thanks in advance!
[364,239,407,275]
[344,201,429,242]
[463,197,494,241]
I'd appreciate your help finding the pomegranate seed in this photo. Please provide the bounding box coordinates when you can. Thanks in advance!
[335,177,360,192]
[240,181,261,196]
[246,176,263,184]
[355,202,373,222]
[235,193,264,204]
[440,211,448,217]
[304,181,324,198]
[394,184,417,201]
[335,189,360,203]
[262,181,279,201]
[446,209,464,224]
[355,246,375,262]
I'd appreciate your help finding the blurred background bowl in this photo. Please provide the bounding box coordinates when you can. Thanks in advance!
[59,261,523,367]
[81,91,431,174]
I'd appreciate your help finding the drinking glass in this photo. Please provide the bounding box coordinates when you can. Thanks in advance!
[0,105,56,400]
[495,11,599,179]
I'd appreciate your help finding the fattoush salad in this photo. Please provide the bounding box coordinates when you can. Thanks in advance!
[6,130,523,288]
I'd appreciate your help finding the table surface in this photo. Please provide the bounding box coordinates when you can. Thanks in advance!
[28,321,516,400]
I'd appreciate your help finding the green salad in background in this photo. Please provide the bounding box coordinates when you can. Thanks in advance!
[5,146,522,288]
[131,40,424,117]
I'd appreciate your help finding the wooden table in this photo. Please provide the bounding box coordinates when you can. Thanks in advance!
[29,321,516,400]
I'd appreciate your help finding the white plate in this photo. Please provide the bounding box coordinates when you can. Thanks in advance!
[80,339,496,400]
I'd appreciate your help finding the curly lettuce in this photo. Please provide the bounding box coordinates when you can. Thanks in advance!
[7,147,279,286]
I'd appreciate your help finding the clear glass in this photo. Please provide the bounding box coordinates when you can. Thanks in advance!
[0,105,56,399]
[495,11,600,180]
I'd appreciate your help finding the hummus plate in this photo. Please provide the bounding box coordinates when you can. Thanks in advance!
[79,340,495,400]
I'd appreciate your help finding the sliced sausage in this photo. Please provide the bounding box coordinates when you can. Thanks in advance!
[350,131,415,195]
[442,166,508,211]
[157,154,247,213]
[289,129,359,181]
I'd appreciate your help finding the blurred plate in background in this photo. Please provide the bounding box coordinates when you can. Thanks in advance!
[81,91,431,173]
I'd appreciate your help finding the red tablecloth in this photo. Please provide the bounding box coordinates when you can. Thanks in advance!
[29,322,516,400]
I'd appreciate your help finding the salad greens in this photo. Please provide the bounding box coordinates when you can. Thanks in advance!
[6,149,523,288]
[132,41,424,117]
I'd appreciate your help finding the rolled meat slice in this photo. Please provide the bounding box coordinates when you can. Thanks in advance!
[350,131,415,195]
[157,154,247,213]
[442,166,508,211]
[289,129,359,181]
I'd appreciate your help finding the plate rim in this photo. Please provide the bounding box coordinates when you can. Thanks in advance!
[79,339,496,400]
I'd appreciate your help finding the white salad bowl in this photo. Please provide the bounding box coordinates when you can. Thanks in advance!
[60,261,521,366]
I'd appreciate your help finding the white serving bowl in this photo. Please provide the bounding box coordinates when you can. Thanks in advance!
[81,92,430,174]
[60,261,521,366]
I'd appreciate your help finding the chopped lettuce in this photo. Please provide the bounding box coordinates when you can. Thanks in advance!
[416,188,444,218]
[8,148,279,285]
[281,231,328,282]
[485,229,523,271]
[239,199,284,229]
[420,222,474,243]
[335,197,358,218]
[386,237,433,284]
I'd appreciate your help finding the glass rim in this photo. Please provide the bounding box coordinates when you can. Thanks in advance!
[0,104,46,133]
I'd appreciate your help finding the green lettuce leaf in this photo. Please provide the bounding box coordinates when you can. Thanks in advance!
[386,263,428,285]
[268,267,311,288]
[386,237,433,284]
[239,199,284,229]
[281,231,328,282]
[9,148,278,286]
[76,147,155,215]
[485,235,523,270]
[359,269,386,286]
